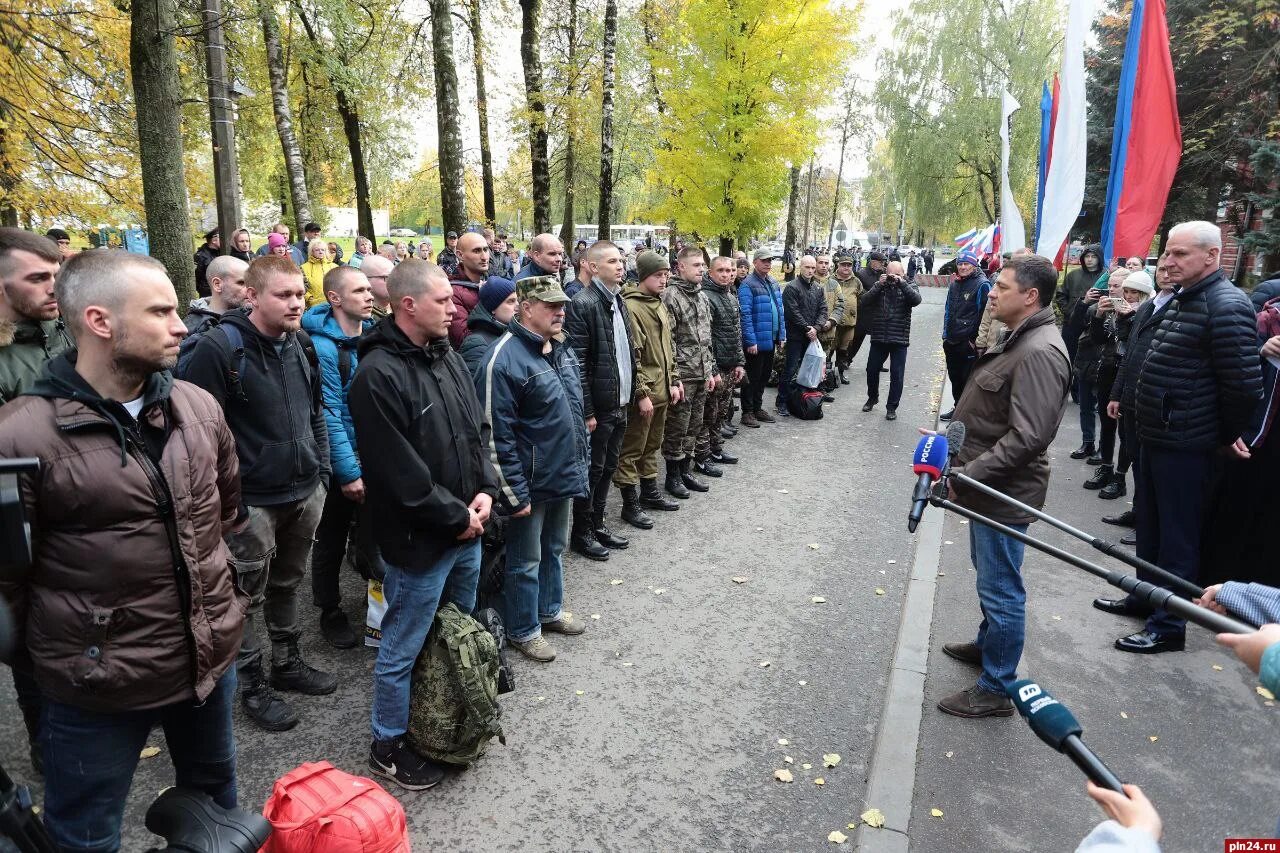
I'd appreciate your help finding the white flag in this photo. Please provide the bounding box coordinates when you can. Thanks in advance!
[1035,0,1091,258]
[999,89,1026,254]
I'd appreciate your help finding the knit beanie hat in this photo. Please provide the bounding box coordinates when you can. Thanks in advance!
[480,276,516,312]
[636,250,670,283]
[1120,270,1154,296]
[267,232,288,249]
[957,249,980,267]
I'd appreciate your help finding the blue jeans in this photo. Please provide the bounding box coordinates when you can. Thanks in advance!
[1077,375,1097,443]
[970,521,1029,694]
[371,541,481,742]
[40,668,237,852]
[775,338,806,410]
[505,498,571,643]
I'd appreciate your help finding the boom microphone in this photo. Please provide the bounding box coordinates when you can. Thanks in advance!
[907,433,948,532]
[944,419,966,458]
[1009,679,1125,793]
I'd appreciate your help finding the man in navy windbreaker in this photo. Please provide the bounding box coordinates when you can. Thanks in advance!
[737,248,786,427]
[475,275,591,664]
[302,266,386,650]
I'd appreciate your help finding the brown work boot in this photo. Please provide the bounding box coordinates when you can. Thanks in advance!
[942,642,983,666]
[937,684,1014,718]
[753,409,776,423]
[739,412,760,428]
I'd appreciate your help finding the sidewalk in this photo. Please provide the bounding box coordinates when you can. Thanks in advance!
[904,396,1280,851]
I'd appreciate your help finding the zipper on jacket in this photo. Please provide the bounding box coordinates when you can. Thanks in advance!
[126,429,200,691]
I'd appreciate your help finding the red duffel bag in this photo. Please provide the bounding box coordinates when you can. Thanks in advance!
[263,761,410,853]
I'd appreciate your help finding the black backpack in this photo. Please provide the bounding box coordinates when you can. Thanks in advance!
[176,318,321,410]
[787,386,825,420]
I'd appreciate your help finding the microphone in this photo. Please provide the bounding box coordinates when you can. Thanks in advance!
[907,432,948,532]
[1009,679,1125,793]
[945,419,967,458]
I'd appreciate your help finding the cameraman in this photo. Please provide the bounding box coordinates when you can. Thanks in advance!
[860,260,921,420]
[0,250,245,850]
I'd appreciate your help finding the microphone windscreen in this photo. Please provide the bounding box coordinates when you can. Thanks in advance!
[1010,679,1082,752]
[945,420,967,456]
[911,433,949,477]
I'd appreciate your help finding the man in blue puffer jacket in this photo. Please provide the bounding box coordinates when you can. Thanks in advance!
[475,275,591,664]
[302,266,385,650]
[737,248,786,427]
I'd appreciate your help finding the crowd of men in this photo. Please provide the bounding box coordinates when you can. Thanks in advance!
[2,216,1278,850]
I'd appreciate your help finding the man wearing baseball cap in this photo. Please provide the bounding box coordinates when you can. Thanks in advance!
[737,248,786,426]
[438,230,460,275]
[476,274,591,662]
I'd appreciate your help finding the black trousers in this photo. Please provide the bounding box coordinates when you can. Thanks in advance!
[576,407,627,526]
[942,339,977,404]
[743,349,773,415]
[1130,445,1212,636]
[311,476,385,612]
[866,341,909,409]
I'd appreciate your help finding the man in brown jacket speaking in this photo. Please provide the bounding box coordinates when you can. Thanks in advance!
[934,253,1071,719]
[0,249,246,849]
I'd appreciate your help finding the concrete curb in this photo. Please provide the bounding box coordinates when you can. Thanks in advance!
[854,371,950,852]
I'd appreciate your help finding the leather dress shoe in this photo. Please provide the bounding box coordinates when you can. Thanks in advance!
[1101,509,1136,528]
[1092,597,1149,619]
[1115,630,1185,654]
[937,685,1013,718]
[942,642,982,666]
[1120,534,1136,546]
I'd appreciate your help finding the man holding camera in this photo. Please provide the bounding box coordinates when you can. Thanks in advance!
[860,259,922,420]
[0,249,246,850]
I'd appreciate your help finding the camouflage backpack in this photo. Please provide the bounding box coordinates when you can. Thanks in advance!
[406,604,506,766]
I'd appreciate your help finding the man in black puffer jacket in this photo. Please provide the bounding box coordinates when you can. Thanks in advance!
[1110,221,1263,656]
[700,257,746,467]
[860,259,922,420]
[565,242,637,560]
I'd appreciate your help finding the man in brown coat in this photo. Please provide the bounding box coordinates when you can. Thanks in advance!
[934,253,1070,719]
[0,249,246,850]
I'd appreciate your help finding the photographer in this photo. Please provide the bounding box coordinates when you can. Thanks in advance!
[0,249,245,850]
[860,259,921,421]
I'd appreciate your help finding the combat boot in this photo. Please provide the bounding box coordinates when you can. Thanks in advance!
[619,485,655,529]
[681,458,709,492]
[271,639,338,695]
[240,661,299,732]
[640,478,679,511]
[664,458,690,499]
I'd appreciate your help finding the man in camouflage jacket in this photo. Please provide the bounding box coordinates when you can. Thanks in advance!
[660,247,720,497]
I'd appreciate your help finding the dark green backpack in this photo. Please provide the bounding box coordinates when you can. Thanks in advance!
[406,604,505,766]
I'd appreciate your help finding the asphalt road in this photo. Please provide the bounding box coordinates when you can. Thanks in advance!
[1,285,949,851]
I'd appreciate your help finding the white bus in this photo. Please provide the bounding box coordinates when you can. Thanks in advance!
[572,223,671,247]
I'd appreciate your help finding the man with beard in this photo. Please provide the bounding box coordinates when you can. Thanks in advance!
[0,228,71,404]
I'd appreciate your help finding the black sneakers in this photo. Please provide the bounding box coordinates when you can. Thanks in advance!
[370,737,446,791]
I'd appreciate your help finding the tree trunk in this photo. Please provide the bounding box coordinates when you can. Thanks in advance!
[430,0,467,234]
[718,237,734,256]
[640,0,667,115]
[260,0,312,235]
[784,165,801,253]
[519,0,551,234]
[801,155,815,249]
[131,0,195,303]
[468,0,496,226]
[557,0,578,248]
[596,0,618,241]
[335,90,375,240]
[828,91,854,250]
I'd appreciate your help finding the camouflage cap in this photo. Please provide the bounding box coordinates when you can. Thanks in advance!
[516,274,570,304]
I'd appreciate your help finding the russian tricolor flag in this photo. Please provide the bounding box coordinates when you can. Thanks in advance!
[1099,0,1181,265]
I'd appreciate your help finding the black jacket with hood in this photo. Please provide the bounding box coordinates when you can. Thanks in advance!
[180,308,330,506]
[348,317,498,572]
[1057,245,1104,323]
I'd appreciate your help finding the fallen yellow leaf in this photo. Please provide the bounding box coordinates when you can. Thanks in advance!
[827,830,848,844]
[847,823,857,830]
[1259,686,1276,701]
[1052,615,1063,621]
[784,756,794,764]
[811,596,827,603]
[814,777,825,786]
[732,576,748,584]
[590,614,601,620]
[798,680,808,686]
[930,808,944,818]
[575,690,585,696]
[777,738,790,746]
[759,660,771,668]
[1120,712,1129,719]
[609,579,623,585]
[774,769,794,783]
[861,808,886,828]
[621,662,634,667]
[823,753,841,768]
[802,763,813,770]
[140,746,161,759]
[808,543,820,550]
[945,751,954,758]
[875,588,886,596]
[1148,736,1158,742]
[653,588,665,595]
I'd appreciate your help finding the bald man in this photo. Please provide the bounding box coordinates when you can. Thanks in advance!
[448,232,492,348]
[519,233,566,282]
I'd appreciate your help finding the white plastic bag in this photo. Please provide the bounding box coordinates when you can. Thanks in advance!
[795,340,826,389]
[365,579,386,648]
